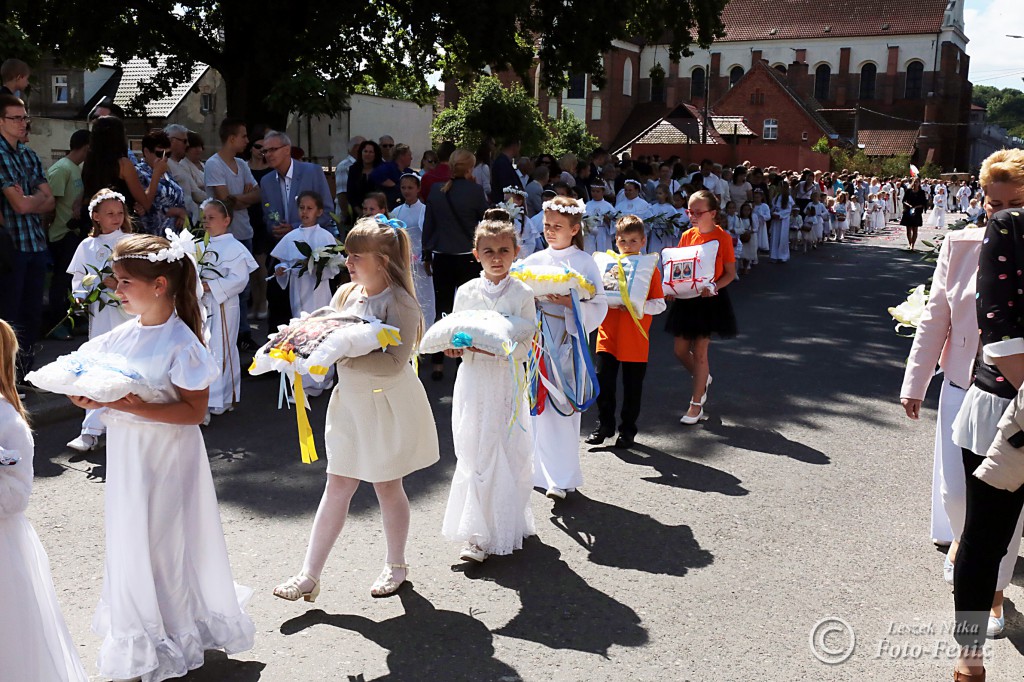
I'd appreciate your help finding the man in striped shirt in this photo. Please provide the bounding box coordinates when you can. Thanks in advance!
[0,94,54,374]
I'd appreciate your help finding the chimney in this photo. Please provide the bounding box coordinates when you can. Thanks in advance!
[751,49,762,66]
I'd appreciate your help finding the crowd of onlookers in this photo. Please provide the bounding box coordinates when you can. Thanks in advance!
[0,52,988,384]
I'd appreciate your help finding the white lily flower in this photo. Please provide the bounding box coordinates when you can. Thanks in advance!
[889,284,929,330]
[81,273,99,288]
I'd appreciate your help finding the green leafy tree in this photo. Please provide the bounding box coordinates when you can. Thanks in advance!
[432,76,548,154]
[810,135,830,154]
[546,110,600,159]
[1,0,728,128]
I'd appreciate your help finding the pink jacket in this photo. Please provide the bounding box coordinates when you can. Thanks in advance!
[900,228,985,400]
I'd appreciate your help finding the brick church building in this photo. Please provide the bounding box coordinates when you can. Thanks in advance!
[529,0,972,170]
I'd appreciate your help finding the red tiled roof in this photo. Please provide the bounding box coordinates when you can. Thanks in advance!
[717,0,948,42]
[858,129,920,156]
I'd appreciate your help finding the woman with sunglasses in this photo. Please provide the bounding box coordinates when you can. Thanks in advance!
[134,130,186,235]
[664,189,737,425]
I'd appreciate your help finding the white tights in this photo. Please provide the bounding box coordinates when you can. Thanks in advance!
[300,474,410,581]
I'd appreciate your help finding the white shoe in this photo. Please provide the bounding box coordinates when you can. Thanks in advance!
[66,434,100,451]
[700,375,713,406]
[209,406,233,416]
[943,556,954,586]
[545,487,567,500]
[202,412,211,426]
[459,544,488,563]
[256,310,269,320]
[680,401,705,425]
[988,614,1005,638]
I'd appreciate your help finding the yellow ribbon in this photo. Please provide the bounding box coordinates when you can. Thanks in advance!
[605,250,647,339]
[292,373,319,464]
[377,326,402,349]
[265,347,319,464]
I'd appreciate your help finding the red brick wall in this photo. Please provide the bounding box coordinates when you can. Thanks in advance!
[629,142,830,172]
[713,65,828,148]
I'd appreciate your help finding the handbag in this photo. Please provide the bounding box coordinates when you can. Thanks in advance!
[739,231,751,244]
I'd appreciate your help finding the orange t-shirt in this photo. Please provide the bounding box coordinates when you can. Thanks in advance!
[595,267,665,363]
[676,226,735,281]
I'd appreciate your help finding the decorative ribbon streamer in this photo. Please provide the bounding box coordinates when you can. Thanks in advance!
[531,290,599,415]
[605,250,647,339]
[266,347,319,464]
[292,373,319,464]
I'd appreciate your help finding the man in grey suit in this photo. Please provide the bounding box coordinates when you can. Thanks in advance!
[259,130,336,236]
[259,130,337,329]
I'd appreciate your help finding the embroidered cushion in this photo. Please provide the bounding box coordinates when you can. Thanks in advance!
[26,350,161,403]
[418,309,535,356]
[250,307,400,377]
[593,251,659,312]
[661,241,719,299]
[509,262,596,300]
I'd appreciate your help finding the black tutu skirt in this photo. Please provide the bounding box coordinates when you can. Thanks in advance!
[664,287,738,340]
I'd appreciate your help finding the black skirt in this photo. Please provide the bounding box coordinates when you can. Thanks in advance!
[664,287,738,340]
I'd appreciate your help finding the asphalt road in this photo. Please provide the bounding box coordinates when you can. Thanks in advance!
[26,219,1022,681]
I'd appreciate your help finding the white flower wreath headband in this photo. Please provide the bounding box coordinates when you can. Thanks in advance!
[503,186,527,198]
[114,228,198,264]
[88,190,126,215]
[542,199,587,216]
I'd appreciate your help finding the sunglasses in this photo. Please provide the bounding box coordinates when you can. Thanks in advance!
[252,144,264,150]
[381,144,394,149]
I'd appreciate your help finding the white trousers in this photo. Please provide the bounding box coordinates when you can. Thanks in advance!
[936,380,1024,590]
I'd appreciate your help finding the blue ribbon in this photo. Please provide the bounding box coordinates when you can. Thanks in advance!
[451,331,473,348]
[374,214,407,232]
[58,353,143,380]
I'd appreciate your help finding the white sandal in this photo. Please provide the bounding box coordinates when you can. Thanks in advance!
[680,401,705,425]
[371,562,409,597]
[273,572,320,602]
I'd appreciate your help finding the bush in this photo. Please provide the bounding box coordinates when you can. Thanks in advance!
[811,136,830,154]
[546,110,600,159]
[431,76,548,155]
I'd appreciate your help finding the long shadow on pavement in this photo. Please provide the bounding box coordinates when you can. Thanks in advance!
[594,442,750,495]
[279,587,522,681]
[547,491,714,576]
[460,536,649,657]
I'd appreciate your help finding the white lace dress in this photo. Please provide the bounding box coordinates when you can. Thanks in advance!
[0,399,88,682]
[441,274,537,554]
[82,316,255,682]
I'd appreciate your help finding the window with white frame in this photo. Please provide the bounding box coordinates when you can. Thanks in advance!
[763,118,778,140]
[623,58,633,96]
[591,97,602,120]
[200,92,214,114]
[52,75,68,104]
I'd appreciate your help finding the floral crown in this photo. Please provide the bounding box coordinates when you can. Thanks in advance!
[542,199,587,216]
[113,228,198,264]
[88,190,126,215]
[623,178,642,188]
[503,186,527,198]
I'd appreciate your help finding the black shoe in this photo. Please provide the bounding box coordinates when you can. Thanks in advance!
[585,428,614,445]
[613,435,635,449]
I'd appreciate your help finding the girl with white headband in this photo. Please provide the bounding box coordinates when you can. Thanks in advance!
[501,185,536,257]
[525,195,608,500]
[68,231,255,682]
[64,189,136,452]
